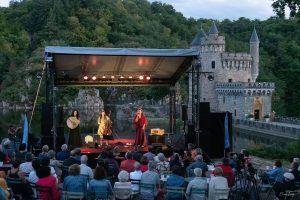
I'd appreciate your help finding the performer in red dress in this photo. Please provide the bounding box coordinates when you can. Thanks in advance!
[133,108,148,147]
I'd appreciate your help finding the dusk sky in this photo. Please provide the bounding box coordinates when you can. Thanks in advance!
[0,0,276,20]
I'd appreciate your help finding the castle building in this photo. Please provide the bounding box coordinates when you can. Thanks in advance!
[188,22,275,120]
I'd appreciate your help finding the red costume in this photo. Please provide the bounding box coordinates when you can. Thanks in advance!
[133,113,148,146]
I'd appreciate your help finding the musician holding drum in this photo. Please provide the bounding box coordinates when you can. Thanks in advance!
[67,110,81,148]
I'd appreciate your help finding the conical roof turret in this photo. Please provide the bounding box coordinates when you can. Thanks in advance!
[208,21,219,35]
[190,28,207,46]
[250,27,259,43]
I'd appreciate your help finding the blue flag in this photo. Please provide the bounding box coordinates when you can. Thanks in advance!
[224,112,230,149]
[22,113,29,149]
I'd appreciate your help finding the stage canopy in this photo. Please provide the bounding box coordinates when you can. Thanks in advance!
[45,46,198,86]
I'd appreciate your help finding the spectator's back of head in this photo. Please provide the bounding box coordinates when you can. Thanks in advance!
[70,150,76,157]
[40,156,50,167]
[118,170,129,182]
[157,153,165,162]
[222,158,229,166]
[61,144,68,151]
[36,166,50,178]
[194,155,203,162]
[125,152,132,160]
[25,152,33,162]
[148,160,156,171]
[194,168,202,177]
[81,155,88,164]
[140,156,148,165]
[12,160,22,168]
[74,148,81,156]
[214,167,223,176]
[42,145,49,153]
[68,164,80,176]
[134,162,141,171]
[94,166,106,180]
[48,150,56,159]
[32,159,40,171]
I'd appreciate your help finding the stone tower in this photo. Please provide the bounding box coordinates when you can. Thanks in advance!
[250,27,259,81]
[188,22,275,120]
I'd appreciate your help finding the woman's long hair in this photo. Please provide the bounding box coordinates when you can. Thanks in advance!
[71,110,80,119]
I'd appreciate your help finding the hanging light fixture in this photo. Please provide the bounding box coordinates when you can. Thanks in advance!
[92,75,97,80]
[146,75,151,80]
[139,75,144,80]
[102,75,106,79]
[83,75,89,80]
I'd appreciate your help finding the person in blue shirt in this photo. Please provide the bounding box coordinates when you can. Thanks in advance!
[88,166,113,199]
[63,164,87,197]
[266,159,284,184]
[166,165,185,200]
[56,144,70,161]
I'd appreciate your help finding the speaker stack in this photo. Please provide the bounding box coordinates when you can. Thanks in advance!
[198,102,211,155]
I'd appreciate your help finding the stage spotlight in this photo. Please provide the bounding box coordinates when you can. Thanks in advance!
[92,75,97,80]
[120,75,124,79]
[102,75,106,79]
[129,75,133,79]
[83,75,89,80]
[111,75,115,79]
[139,75,144,80]
[146,76,151,80]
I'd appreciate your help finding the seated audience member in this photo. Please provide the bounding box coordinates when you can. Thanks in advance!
[63,164,87,196]
[290,162,300,182]
[19,152,34,174]
[88,166,113,199]
[186,168,207,200]
[275,172,296,198]
[0,145,10,164]
[0,171,10,199]
[36,166,60,200]
[2,139,14,159]
[120,152,136,173]
[182,151,193,169]
[73,148,82,162]
[216,158,235,187]
[229,153,238,169]
[0,188,7,200]
[186,155,208,177]
[38,145,49,160]
[209,167,229,200]
[15,143,27,161]
[56,144,70,161]
[48,150,62,176]
[114,170,132,200]
[140,156,148,173]
[7,160,32,199]
[40,156,57,179]
[80,155,93,180]
[131,146,142,162]
[156,153,170,174]
[143,146,156,161]
[63,150,81,166]
[28,159,40,183]
[130,162,142,192]
[266,159,284,184]
[169,153,182,169]
[166,165,185,200]
[290,157,300,170]
[105,151,120,178]
[140,161,160,200]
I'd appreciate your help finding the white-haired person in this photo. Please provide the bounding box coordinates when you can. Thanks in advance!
[186,168,207,200]
[129,162,142,192]
[48,150,62,176]
[156,153,170,175]
[208,167,229,200]
[80,155,93,180]
[38,145,49,160]
[113,170,132,200]
[186,155,208,177]
[56,144,70,161]
[140,160,161,200]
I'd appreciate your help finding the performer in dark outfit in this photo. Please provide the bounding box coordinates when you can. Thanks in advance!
[133,108,148,147]
[67,110,81,148]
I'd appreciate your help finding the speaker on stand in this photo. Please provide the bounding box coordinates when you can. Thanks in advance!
[181,105,188,135]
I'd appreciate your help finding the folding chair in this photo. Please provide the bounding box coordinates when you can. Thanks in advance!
[87,190,109,200]
[139,183,155,200]
[214,188,230,200]
[61,191,85,200]
[113,187,132,200]
[188,187,207,199]
[6,176,25,199]
[165,186,185,200]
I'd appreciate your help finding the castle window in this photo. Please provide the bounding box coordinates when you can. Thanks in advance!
[228,79,232,83]
[211,61,215,69]
[248,78,250,82]
[234,109,236,116]
[223,96,225,104]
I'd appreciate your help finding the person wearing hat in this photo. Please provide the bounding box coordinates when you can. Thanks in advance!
[274,172,296,199]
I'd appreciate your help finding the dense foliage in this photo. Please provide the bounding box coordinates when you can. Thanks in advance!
[0,0,299,117]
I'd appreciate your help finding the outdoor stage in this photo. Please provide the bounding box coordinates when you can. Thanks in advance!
[80,138,149,154]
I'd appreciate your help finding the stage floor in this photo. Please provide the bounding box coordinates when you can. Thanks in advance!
[80,138,149,154]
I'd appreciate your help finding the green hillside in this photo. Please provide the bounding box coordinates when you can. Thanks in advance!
[0,0,299,117]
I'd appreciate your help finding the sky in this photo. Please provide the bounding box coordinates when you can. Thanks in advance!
[0,0,276,20]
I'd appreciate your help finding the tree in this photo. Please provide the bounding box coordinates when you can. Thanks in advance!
[272,0,300,17]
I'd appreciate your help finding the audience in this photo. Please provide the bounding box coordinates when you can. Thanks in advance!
[185,168,207,200]
[290,162,300,182]
[48,150,62,176]
[143,146,156,161]
[140,160,160,200]
[120,152,136,173]
[156,153,170,174]
[28,159,40,183]
[266,159,284,184]
[56,144,70,161]
[36,166,60,200]
[186,155,208,177]
[114,170,132,200]
[129,162,142,192]
[169,153,182,169]
[38,145,49,160]
[216,158,235,187]
[80,155,93,180]
[140,156,149,172]
[208,167,229,200]
[19,152,34,174]
[2,139,14,159]
[166,165,185,200]
[0,171,10,199]
[88,166,113,199]
[15,143,27,161]
[63,164,87,196]
[105,151,120,178]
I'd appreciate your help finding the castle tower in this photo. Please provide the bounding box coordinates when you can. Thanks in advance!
[250,27,259,81]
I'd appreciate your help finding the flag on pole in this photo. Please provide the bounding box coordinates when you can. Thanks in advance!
[22,113,29,149]
[224,112,230,149]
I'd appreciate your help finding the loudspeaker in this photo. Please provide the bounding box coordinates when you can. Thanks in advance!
[57,106,64,125]
[149,135,165,144]
[182,105,188,121]
[41,103,53,136]
[185,124,195,146]
[198,102,210,116]
[103,135,114,140]
[56,126,65,151]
